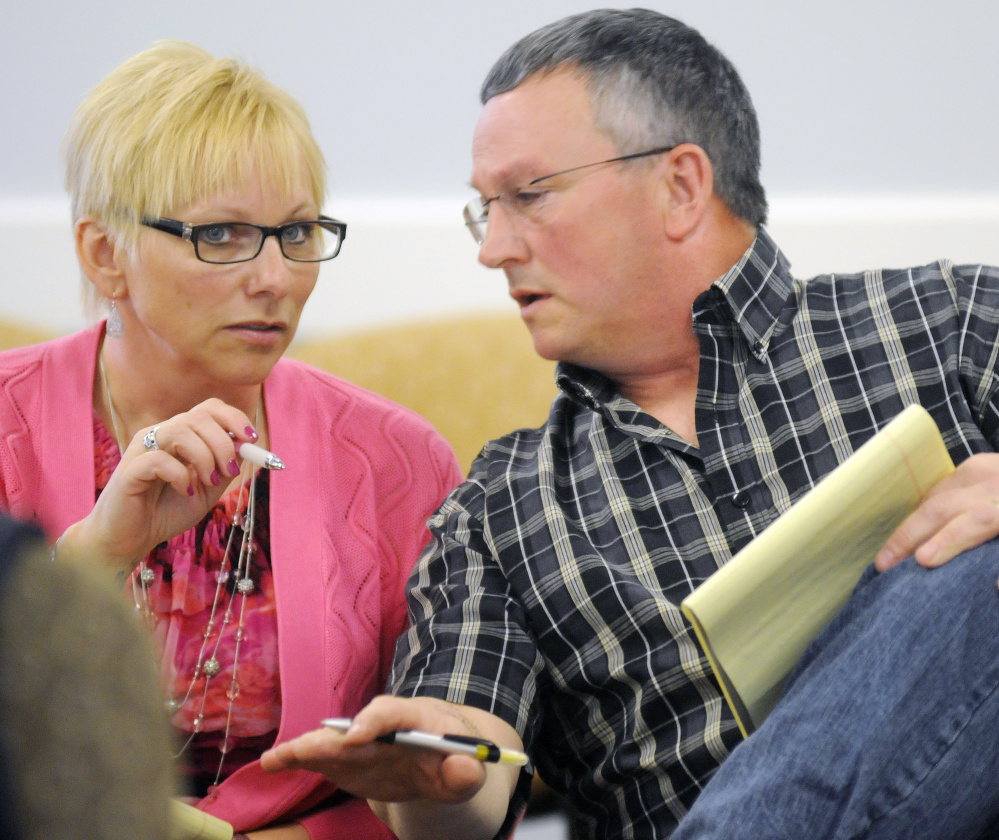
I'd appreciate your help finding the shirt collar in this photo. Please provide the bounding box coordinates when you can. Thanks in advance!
[555,361,616,413]
[554,362,695,449]
[702,226,796,363]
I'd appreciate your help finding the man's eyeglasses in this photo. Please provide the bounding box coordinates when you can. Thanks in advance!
[462,146,674,245]
[141,216,348,264]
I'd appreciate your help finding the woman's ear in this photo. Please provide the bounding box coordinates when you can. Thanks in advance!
[658,143,715,241]
[75,217,128,300]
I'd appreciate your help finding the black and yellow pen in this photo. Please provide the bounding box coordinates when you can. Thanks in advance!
[321,717,528,766]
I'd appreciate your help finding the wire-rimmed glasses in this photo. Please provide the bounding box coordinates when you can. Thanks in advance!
[462,146,675,245]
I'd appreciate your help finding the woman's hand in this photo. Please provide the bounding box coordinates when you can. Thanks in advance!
[58,398,260,574]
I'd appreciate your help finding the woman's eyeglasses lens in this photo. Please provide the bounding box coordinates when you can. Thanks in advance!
[194,221,343,264]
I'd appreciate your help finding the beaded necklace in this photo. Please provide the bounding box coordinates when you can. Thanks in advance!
[99,348,259,786]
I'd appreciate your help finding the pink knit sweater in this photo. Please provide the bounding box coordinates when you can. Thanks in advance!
[0,324,464,837]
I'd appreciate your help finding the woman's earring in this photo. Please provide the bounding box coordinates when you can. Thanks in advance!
[106,298,124,339]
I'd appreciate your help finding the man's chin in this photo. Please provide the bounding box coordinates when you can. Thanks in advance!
[526,331,566,364]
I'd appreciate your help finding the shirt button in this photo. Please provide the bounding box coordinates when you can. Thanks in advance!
[731,491,751,509]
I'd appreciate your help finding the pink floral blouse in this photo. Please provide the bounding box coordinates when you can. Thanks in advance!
[94,418,281,796]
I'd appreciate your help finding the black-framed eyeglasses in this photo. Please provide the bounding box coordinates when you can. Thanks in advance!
[462,145,675,245]
[141,215,348,264]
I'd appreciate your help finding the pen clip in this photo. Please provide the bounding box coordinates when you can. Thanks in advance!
[435,734,496,749]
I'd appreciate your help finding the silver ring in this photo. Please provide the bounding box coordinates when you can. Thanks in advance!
[142,425,160,451]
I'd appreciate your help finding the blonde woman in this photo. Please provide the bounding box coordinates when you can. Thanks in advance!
[0,42,462,839]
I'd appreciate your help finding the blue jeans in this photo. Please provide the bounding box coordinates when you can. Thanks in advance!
[673,542,999,840]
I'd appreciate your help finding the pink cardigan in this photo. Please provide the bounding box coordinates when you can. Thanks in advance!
[0,324,464,837]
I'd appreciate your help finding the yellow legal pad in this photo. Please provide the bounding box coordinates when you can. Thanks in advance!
[680,404,954,737]
[171,800,233,840]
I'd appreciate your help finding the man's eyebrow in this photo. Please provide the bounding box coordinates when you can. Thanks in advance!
[467,166,536,196]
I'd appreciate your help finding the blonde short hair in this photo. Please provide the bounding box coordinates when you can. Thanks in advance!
[63,41,327,313]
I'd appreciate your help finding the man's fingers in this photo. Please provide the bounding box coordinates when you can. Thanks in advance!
[876,502,943,570]
[260,727,486,804]
[879,498,999,570]
[261,728,343,770]
[912,502,999,567]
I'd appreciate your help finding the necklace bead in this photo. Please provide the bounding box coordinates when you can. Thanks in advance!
[99,346,262,788]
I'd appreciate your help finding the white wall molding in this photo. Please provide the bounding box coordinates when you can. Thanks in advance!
[3,194,999,340]
[766,194,999,281]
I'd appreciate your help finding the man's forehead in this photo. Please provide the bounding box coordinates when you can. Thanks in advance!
[469,130,548,191]
[470,71,612,187]
[475,70,592,136]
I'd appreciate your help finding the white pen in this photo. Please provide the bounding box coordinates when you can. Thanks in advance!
[238,442,285,470]
[322,717,528,766]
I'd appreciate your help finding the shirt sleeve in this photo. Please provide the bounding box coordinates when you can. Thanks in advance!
[951,262,999,446]
[386,463,542,838]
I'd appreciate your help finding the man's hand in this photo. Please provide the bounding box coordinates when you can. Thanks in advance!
[876,452,999,571]
[260,710,487,803]
[261,696,523,840]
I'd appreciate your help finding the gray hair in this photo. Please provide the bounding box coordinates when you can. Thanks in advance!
[481,8,767,227]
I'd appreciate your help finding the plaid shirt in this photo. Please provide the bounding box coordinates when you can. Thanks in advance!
[390,228,999,839]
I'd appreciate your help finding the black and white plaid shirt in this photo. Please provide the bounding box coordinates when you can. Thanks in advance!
[390,228,999,839]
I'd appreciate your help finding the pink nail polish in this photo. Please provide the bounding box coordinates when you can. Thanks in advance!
[187,484,194,497]
[228,459,240,476]
[245,426,259,441]
[211,469,221,487]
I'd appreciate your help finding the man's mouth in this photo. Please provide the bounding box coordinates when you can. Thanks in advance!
[512,290,549,307]
[230,322,285,331]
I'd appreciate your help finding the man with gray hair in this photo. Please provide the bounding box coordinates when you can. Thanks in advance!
[264,9,999,838]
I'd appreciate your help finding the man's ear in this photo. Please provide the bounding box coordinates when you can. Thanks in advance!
[658,143,715,240]
[75,217,128,300]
